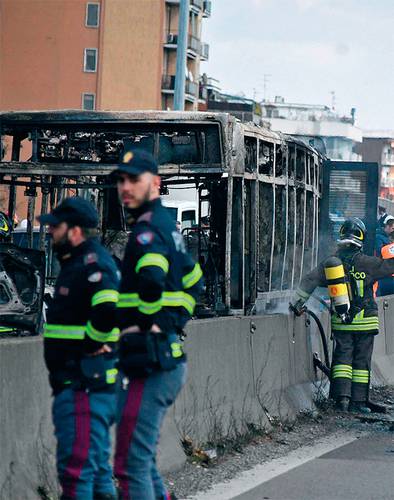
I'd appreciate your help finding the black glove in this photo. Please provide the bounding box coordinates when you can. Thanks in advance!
[289,299,306,316]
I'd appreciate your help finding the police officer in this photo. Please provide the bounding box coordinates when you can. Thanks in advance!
[112,149,203,500]
[38,197,120,500]
[292,218,394,412]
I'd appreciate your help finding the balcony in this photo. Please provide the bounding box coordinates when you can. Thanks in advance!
[165,0,209,13]
[185,79,198,97]
[188,34,201,55]
[164,31,201,59]
[164,32,178,46]
[190,0,203,11]
[199,85,208,101]
[203,0,212,17]
[161,75,198,101]
[200,42,209,61]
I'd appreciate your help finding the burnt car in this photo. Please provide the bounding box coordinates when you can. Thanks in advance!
[0,244,45,334]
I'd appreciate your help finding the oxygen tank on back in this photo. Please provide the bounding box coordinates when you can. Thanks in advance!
[324,256,351,323]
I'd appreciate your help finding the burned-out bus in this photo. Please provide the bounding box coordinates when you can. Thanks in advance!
[0,110,325,320]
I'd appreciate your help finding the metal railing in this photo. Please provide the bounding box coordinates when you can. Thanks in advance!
[164,32,201,56]
[190,0,203,9]
[188,34,200,54]
[161,75,198,97]
[185,79,198,96]
[200,42,209,60]
[161,74,176,90]
[199,85,208,101]
[203,0,212,17]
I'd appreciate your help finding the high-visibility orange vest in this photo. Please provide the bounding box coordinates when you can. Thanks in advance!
[381,242,394,260]
[374,242,394,297]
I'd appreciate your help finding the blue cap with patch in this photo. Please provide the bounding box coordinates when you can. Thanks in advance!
[113,149,158,177]
[37,197,99,228]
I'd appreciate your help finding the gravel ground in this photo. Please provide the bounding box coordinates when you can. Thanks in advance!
[164,386,394,499]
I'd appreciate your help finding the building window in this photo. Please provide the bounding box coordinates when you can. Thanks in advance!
[86,3,100,27]
[82,93,96,110]
[84,48,97,72]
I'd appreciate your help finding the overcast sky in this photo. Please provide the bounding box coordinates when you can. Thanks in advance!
[201,0,394,130]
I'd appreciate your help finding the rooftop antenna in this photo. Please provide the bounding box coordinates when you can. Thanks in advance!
[263,74,271,102]
[330,90,336,111]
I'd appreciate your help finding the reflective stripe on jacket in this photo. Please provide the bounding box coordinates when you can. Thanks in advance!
[116,198,204,333]
[44,238,120,375]
[297,248,394,334]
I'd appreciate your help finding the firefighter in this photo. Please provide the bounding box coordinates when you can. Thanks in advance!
[112,149,203,500]
[292,217,394,412]
[0,211,16,334]
[38,197,120,500]
[375,214,394,296]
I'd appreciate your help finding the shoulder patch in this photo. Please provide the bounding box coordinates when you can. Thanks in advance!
[58,286,69,296]
[84,252,98,265]
[88,271,102,283]
[137,211,153,223]
[136,231,154,245]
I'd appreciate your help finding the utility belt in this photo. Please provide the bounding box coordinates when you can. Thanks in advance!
[50,352,119,394]
[118,331,186,377]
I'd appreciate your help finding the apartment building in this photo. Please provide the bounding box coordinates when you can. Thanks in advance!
[261,97,362,161]
[0,0,211,112]
[357,131,394,200]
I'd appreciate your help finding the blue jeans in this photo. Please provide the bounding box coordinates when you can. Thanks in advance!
[52,388,117,499]
[115,363,187,500]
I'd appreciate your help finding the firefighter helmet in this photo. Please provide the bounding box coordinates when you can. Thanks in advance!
[0,212,12,240]
[338,217,366,248]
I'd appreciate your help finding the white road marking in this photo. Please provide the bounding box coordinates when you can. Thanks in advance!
[187,431,363,500]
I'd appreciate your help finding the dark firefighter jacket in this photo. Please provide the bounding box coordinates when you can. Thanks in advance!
[296,247,394,334]
[116,198,203,333]
[44,238,120,378]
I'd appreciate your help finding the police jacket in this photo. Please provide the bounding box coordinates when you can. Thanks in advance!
[44,238,120,376]
[116,198,203,333]
[296,246,394,334]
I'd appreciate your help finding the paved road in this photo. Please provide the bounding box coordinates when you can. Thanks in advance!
[234,434,394,500]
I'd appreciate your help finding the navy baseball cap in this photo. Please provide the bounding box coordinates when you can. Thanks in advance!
[37,197,99,228]
[113,149,158,176]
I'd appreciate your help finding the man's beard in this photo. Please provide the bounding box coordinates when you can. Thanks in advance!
[125,184,152,220]
[52,233,73,260]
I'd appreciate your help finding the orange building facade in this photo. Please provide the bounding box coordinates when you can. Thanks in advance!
[0,0,210,219]
[0,0,211,112]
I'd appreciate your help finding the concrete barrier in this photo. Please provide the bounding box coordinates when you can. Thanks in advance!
[0,338,56,500]
[371,296,394,385]
[1,297,394,499]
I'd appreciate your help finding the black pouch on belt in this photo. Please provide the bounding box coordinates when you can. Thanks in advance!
[118,332,158,377]
[155,332,185,371]
[79,352,119,391]
[118,332,185,376]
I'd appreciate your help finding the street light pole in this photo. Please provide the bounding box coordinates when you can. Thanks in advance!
[174,0,189,110]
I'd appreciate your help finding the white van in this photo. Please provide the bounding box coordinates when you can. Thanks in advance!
[162,201,198,230]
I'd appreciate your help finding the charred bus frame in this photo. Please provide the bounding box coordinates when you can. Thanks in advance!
[0,111,323,315]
